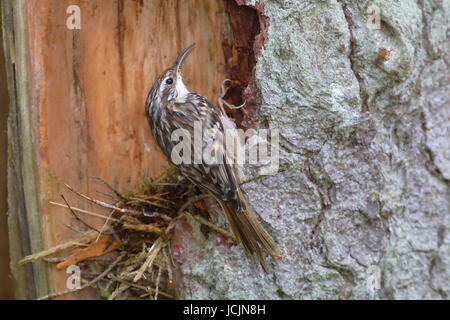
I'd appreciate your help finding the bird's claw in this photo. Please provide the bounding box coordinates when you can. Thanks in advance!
[219,79,232,99]
[217,79,246,115]
[223,99,246,110]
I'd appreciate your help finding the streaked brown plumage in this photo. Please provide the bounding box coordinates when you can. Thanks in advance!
[145,43,280,271]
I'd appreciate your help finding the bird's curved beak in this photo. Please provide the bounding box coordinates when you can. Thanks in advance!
[173,43,195,74]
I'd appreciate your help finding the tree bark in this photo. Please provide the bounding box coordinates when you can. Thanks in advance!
[2,0,48,299]
[176,0,450,299]
[2,0,230,299]
[3,0,449,300]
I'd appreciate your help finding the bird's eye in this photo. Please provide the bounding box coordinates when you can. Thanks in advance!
[165,78,173,85]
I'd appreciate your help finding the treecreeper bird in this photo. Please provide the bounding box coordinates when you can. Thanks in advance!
[145,43,280,271]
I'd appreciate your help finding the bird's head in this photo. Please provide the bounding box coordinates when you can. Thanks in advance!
[148,43,195,106]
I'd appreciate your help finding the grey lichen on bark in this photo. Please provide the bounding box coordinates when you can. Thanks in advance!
[178,0,449,299]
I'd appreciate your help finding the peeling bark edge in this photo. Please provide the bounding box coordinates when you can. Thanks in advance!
[1,0,48,299]
[239,0,268,129]
[224,0,268,130]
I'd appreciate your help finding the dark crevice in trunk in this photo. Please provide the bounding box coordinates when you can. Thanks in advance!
[222,0,268,130]
[341,3,369,114]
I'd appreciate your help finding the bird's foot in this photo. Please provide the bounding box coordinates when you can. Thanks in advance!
[217,79,246,115]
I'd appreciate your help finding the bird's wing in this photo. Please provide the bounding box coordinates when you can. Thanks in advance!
[169,94,244,210]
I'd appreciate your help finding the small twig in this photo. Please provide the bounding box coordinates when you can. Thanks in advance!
[18,230,98,265]
[139,192,174,203]
[95,190,116,200]
[152,183,180,187]
[239,167,288,186]
[108,282,130,300]
[177,194,210,216]
[109,275,173,299]
[71,242,90,247]
[43,257,65,263]
[165,194,210,235]
[61,195,102,234]
[154,263,162,300]
[64,183,171,221]
[134,237,165,283]
[65,183,132,212]
[93,176,130,201]
[128,196,168,209]
[61,223,85,235]
[50,201,120,222]
[162,248,173,287]
[141,211,172,222]
[38,252,126,300]
[96,209,115,242]
[167,243,178,270]
[192,215,236,241]
[122,223,164,236]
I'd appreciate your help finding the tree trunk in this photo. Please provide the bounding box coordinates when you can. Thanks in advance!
[0,0,14,300]
[175,0,450,300]
[3,0,448,299]
[2,0,229,299]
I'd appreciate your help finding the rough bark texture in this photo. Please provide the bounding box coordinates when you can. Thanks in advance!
[2,0,230,299]
[177,0,449,299]
[3,0,448,300]
[2,0,49,299]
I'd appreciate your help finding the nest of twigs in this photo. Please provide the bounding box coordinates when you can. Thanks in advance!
[19,166,233,300]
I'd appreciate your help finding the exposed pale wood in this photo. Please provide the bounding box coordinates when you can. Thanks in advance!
[5,0,230,299]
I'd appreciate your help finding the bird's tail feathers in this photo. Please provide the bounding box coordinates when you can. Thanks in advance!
[219,190,281,272]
